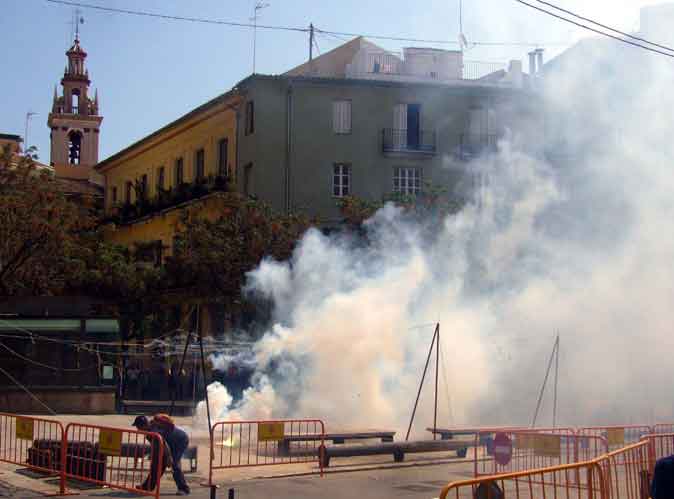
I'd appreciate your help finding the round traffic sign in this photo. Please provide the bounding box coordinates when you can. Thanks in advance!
[493,432,512,466]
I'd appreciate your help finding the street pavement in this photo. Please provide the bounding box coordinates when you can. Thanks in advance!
[0,457,475,499]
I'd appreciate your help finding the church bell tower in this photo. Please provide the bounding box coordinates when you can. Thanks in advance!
[48,35,103,182]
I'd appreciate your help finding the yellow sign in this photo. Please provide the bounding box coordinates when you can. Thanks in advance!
[99,429,123,455]
[516,433,535,450]
[534,434,561,457]
[15,418,34,441]
[607,428,625,446]
[258,422,285,442]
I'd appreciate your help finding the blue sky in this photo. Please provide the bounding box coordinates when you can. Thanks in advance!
[0,0,654,161]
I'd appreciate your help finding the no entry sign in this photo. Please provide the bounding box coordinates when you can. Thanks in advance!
[493,432,512,466]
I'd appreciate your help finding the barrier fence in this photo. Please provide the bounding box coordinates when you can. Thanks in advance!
[474,427,591,477]
[442,441,651,499]
[652,423,674,434]
[578,426,653,450]
[0,412,66,495]
[63,423,164,499]
[642,432,674,471]
[209,419,326,485]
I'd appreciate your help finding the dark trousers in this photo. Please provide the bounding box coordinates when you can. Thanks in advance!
[168,431,189,492]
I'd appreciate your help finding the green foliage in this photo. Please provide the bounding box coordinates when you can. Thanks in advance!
[338,182,465,227]
[164,195,313,299]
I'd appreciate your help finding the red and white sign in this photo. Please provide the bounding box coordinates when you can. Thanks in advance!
[493,432,512,466]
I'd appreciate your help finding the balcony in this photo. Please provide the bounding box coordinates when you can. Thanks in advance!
[382,128,436,156]
[457,134,498,160]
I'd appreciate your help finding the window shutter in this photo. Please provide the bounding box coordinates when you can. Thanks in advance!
[343,101,351,133]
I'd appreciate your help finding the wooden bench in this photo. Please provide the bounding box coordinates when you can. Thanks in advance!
[278,431,395,456]
[319,439,473,467]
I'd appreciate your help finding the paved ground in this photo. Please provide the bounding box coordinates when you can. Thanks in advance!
[1,459,475,499]
[0,414,478,498]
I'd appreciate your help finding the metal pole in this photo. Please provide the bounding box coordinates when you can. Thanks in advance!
[531,334,558,428]
[433,323,440,440]
[252,14,257,73]
[169,327,192,417]
[405,323,439,441]
[309,23,314,61]
[552,334,559,428]
[197,304,213,435]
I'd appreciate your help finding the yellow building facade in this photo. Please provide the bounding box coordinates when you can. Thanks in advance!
[96,90,241,256]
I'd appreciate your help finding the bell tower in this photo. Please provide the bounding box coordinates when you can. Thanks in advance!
[48,35,103,182]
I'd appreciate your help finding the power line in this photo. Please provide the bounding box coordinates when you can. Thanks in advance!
[531,0,674,53]
[0,342,98,371]
[514,0,674,59]
[46,0,568,48]
[46,0,308,33]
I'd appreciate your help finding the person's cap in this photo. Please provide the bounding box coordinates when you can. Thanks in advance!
[132,415,149,428]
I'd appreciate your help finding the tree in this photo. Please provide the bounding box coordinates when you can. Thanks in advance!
[338,182,465,228]
[164,194,313,301]
[0,145,95,296]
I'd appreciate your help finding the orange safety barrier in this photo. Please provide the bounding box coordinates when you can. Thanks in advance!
[0,413,67,495]
[596,441,651,499]
[652,423,674,434]
[641,433,674,471]
[442,441,651,499]
[209,419,325,485]
[578,425,653,450]
[443,459,605,499]
[63,422,164,498]
[473,427,579,477]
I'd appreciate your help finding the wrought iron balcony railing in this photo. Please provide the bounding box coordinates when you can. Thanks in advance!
[382,128,436,154]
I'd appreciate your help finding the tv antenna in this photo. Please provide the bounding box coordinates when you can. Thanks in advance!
[251,1,270,74]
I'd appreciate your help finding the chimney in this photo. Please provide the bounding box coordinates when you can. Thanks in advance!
[508,60,523,87]
[528,51,537,75]
[535,48,544,74]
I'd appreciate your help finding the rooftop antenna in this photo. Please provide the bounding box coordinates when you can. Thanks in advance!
[24,112,38,154]
[251,1,270,74]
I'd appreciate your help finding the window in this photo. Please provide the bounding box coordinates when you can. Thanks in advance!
[125,181,133,204]
[71,89,80,114]
[111,186,117,205]
[393,167,421,195]
[67,130,82,164]
[195,149,205,181]
[333,163,351,198]
[333,100,352,134]
[243,163,253,196]
[245,101,255,135]
[217,139,228,176]
[174,157,184,185]
[140,174,148,201]
[157,166,165,191]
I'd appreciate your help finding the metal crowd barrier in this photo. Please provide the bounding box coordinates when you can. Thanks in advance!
[577,425,653,450]
[63,422,164,498]
[0,412,66,495]
[442,441,651,499]
[209,419,325,485]
[473,427,579,477]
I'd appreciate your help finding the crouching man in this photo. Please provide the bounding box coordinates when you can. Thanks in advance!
[133,414,191,496]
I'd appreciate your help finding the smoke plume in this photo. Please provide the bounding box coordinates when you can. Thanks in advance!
[196,35,674,433]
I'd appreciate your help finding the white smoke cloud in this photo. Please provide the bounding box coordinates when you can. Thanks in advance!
[196,27,674,434]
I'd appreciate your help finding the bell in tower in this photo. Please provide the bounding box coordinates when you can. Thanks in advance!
[47,34,103,183]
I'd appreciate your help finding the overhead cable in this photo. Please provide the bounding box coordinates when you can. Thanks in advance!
[532,0,674,53]
[514,0,674,58]
[46,0,567,48]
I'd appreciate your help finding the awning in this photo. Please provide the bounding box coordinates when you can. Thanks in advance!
[0,318,119,334]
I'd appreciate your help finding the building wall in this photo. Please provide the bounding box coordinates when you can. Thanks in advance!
[101,103,237,213]
[104,193,234,256]
[238,76,539,223]
[98,99,239,255]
